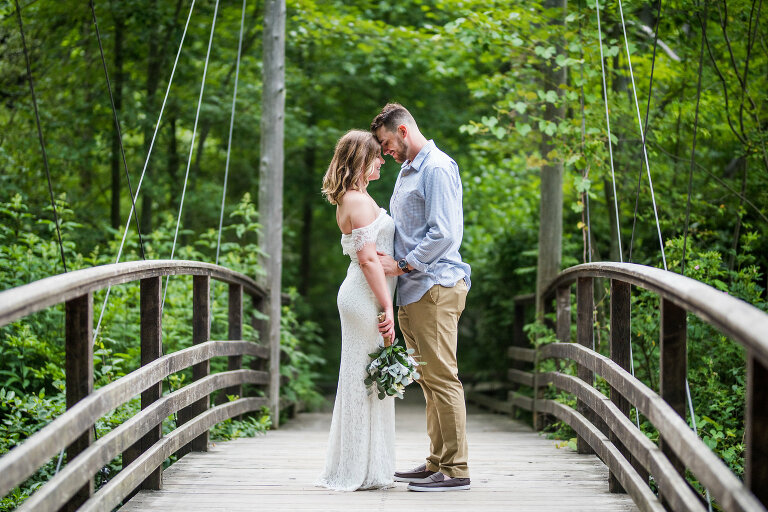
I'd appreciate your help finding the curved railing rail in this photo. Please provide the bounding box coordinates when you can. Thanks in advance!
[0,260,275,511]
[468,262,768,512]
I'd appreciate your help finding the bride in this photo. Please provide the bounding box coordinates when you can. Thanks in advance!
[317,129,397,491]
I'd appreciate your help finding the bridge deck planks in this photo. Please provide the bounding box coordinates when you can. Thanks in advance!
[121,395,638,511]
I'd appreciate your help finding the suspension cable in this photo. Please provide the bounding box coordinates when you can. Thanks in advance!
[93,0,197,345]
[595,0,623,262]
[647,0,710,506]
[216,0,247,266]
[628,0,662,263]
[682,9,709,506]
[13,0,68,273]
[578,0,591,264]
[593,0,648,432]
[89,0,146,260]
[682,1,709,278]
[162,0,221,309]
[622,0,664,436]
[614,0,664,434]
[616,0,666,270]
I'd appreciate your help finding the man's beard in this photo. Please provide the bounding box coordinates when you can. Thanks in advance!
[393,139,409,163]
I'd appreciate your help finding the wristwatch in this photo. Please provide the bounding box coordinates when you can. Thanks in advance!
[397,258,411,273]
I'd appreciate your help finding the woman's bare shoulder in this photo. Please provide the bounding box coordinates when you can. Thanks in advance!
[338,191,378,232]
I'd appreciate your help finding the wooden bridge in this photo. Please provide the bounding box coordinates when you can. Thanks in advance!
[119,394,638,512]
[1,259,767,511]
[6,0,767,508]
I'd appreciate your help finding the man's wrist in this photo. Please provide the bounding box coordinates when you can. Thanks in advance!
[397,258,412,274]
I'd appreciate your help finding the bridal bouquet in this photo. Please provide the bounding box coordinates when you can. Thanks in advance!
[365,339,425,400]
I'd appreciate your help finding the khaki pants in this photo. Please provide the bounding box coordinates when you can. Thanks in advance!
[398,279,469,478]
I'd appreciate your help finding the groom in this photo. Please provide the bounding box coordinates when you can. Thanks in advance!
[371,103,471,492]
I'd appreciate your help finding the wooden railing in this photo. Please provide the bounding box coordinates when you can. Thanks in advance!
[0,260,277,511]
[468,262,768,512]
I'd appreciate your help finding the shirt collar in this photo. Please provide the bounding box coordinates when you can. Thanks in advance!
[401,140,435,173]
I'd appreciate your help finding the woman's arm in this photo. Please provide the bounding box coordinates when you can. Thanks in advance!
[357,243,395,345]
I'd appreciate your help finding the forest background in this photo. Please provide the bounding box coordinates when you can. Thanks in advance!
[0,0,766,509]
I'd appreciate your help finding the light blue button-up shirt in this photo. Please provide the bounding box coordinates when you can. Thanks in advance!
[390,140,471,306]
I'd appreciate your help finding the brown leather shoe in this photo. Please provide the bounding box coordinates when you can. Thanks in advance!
[408,476,471,492]
[393,463,438,483]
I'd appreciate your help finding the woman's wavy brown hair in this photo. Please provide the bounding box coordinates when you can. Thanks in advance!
[321,130,381,205]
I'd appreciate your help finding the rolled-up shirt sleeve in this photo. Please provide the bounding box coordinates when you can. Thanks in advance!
[406,165,462,273]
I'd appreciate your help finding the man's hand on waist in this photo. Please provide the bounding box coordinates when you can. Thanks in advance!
[377,251,411,276]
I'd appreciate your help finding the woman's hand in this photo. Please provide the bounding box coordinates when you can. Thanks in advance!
[377,309,395,347]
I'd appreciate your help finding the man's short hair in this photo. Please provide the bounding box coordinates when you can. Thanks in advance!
[370,103,416,134]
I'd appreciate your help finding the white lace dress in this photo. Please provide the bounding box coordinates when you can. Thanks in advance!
[317,208,397,491]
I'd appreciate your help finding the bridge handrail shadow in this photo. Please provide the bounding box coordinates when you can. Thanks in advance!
[470,262,768,512]
[0,260,273,512]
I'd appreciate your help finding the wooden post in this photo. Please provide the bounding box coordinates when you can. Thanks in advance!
[556,285,571,343]
[64,293,94,511]
[513,298,527,354]
[745,353,768,507]
[510,296,527,419]
[178,276,211,455]
[251,295,269,374]
[140,276,163,488]
[608,280,647,492]
[227,283,244,400]
[576,277,595,454]
[259,0,286,428]
[122,277,164,492]
[659,298,687,481]
[532,287,570,430]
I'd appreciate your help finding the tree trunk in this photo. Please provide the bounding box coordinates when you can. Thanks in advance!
[728,161,748,272]
[604,178,621,262]
[141,0,161,234]
[166,115,179,208]
[606,25,627,263]
[80,17,94,197]
[110,12,124,229]
[535,0,568,316]
[259,0,285,427]
[298,144,315,296]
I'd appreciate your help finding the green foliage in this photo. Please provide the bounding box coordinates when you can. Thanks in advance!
[210,404,272,442]
[0,387,65,511]
[279,290,326,421]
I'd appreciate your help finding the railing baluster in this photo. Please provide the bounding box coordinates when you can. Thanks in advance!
[122,277,164,493]
[227,283,244,401]
[140,276,163,488]
[251,295,268,373]
[576,277,595,454]
[510,296,528,418]
[533,286,571,430]
[608,280,649,492]
[178,275,211,455]
[513,297,527,350]
[659,297,687,485]
[64,293,94,511]
[556,285,571,343]
[746,353,768,507]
